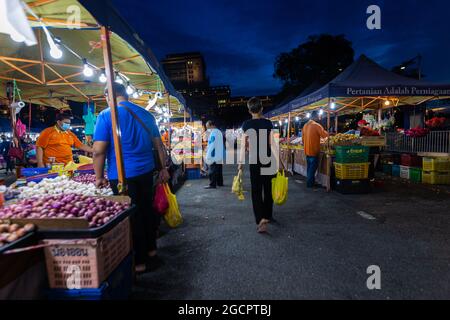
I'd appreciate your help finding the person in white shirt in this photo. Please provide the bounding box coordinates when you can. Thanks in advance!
[204,120,224,189]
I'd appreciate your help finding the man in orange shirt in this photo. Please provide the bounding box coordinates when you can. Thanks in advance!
[36,114,93,167]
[302,111,329,188]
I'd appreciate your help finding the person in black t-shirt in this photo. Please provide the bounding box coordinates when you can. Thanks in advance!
[239,97,275,233]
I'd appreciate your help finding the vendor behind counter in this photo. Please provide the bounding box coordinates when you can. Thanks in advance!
[36,113,93,167]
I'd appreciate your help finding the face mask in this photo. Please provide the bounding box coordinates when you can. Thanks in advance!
[61,123,71,131]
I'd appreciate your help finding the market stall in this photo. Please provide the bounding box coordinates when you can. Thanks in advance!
[268,55,450,192]
[0,0,187,300]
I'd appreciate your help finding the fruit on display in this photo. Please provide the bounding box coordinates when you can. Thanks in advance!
[329,133,359,146]
[18,175,112,199]
[0,194,130,228]
[0,222,35,248]
[360,127,380,136]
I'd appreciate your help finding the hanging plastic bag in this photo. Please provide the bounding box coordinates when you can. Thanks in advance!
[231,169,245,200]
[163,183,183,228]
[272,170,288,205]
[153,183,169,216]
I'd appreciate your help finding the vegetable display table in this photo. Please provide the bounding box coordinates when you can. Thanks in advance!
[292,149,332,192]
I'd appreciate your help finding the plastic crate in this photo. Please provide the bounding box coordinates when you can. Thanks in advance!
[392,165,401,177]
[422,157,450,172]
[186,168,201,180]
[401,154,422,167]
[21,167,50,177]
[335,146,369,163]
[42,217,131,289]
[400,166,410,179]
[335,179,371,194]
[382,164,392,175]
[409,168,422,183]
[47,253,132,300]
[422,171,450,185]
[334,162,369,180]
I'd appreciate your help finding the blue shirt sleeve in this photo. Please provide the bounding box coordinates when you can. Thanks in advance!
[93,112,111,142]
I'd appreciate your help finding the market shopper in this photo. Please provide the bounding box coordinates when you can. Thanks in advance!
[0,135,14,174]
[302,111,329,188]
[204,120,224,189]
[36,113,93,167]
[239,97,275,233]
[93,83,170,274]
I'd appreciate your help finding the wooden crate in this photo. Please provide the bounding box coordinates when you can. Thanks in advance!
[42,217,131,289]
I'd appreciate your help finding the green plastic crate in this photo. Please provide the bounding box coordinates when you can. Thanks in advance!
[409,168,422,183]
[335,146,370,163]
[382,164,392,175]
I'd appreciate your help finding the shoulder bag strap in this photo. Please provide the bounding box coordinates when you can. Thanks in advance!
[120,103,163,170]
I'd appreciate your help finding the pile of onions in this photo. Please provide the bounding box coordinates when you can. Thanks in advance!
[72,174,108,186]
[18,175,112,199]
[0,223,35,247]
[0,194,130,228]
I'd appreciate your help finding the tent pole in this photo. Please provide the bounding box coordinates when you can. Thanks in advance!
[334,112,338,133]
[100,26,127,195]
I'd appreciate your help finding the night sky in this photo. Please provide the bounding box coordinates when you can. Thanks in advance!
[113,0,450,97]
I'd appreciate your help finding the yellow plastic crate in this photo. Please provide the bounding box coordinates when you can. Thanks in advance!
[422,171,450,185]
[334,162,369,180]
[422,157,450,172]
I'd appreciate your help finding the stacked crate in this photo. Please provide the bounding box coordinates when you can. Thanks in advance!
[333,146,370,194]
[399,154,423,183]
[422,157,450,185]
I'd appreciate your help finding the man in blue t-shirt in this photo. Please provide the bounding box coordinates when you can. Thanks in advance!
[93,83,169,274]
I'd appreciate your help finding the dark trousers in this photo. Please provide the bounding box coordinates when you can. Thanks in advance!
[306,156,319,188]
[250,165,274,224]
[209,163,223,187]
[110,171,160,265]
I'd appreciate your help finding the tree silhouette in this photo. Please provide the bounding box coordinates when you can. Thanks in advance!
[273,34,354,103]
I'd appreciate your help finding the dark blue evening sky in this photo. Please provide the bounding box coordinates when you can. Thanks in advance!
[113,0,450,96]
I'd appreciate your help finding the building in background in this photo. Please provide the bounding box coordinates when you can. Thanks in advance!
[161,52,273,127]
[162,52,209,90]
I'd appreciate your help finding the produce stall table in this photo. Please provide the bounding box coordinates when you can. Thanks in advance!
[292,147,333,192]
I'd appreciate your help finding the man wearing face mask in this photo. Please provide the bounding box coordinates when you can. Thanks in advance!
[36,113,93,167]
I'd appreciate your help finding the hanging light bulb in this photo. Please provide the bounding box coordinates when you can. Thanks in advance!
[306,112,311,118]
[285,119,289,124]
[115,74,124,84]
[278,120,282,125]
[126,83,134,95]
[295,116,300,121]
[99,69,107,83]
[274,123,278,127]
[132,92,139,99]
[45,31,63,59]
[384,100,391,106]
[82,59,93,77]
[330,102,336,110]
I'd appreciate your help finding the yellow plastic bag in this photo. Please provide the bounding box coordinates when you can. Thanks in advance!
[78,155,93,164]
[64,161,78,171]
[163,183,183,228]
[231,169,245,200]
[272,170,288,205]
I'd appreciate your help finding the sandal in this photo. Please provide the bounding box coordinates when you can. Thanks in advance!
[257,220,269,233]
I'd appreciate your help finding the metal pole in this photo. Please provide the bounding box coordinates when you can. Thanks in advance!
[100,26,127,194]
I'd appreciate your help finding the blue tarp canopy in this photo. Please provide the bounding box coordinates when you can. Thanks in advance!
[78,0,186,111]
[267,55,450,119]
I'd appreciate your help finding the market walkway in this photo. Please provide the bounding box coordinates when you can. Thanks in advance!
[132,165,450,299]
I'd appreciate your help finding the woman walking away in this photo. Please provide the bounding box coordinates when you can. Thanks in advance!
[238,97,275,233]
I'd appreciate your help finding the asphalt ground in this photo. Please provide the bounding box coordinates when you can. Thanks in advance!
[132,165,450,300]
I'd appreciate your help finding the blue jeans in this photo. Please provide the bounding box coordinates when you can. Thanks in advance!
[306,156,319,188]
